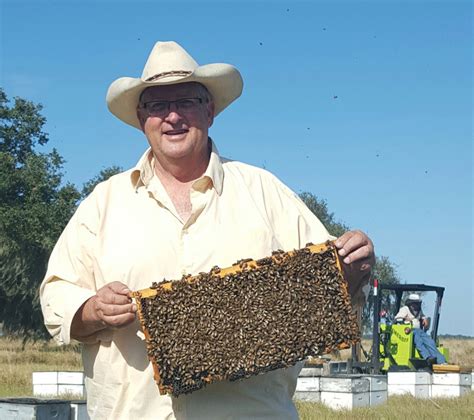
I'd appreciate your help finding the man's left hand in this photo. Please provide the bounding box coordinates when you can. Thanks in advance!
[334,230,375,297]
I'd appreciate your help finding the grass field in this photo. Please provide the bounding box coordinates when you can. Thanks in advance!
[1,337,473,418]
[0,337,82,397]
[296,393,474,419]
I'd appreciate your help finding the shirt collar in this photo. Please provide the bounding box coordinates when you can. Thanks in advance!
[130,138,224,195]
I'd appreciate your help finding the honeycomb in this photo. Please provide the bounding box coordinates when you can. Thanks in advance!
[132,241,360,396]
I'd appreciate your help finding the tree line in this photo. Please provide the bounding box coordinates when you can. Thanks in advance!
[0,89,400,340]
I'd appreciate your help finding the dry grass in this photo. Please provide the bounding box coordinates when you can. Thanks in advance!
[296,393,474,419]
[0,337,82,397]
[440,339,474,369]
[1,336,472,419]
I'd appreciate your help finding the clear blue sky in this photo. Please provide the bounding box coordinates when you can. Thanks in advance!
[1,1,472,335]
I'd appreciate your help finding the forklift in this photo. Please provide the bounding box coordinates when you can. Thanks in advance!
[346,281,455,374]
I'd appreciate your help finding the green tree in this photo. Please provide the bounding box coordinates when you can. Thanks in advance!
[81,165,123,198]
[299,191,401,333]
[0,88,81,339]
[299,192,349,237]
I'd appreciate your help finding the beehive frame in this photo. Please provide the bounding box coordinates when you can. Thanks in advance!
[132,241,360,396]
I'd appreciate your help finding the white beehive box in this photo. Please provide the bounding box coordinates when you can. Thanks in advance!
[365,375,387,391]
[369,390,387,406]
[58,371,85,385]
[33,371,85,398]
[432,373,472,386]
[32,371,58,384]
[319,376,370,410]
[388,384,430,398]
[295,377,320,403]
[431,384,470,398]
[320,376,369,393]
[299,367,323,377]
[387,371,431,385]
[294,391,321,403]
[321,391,370,410]
[296,377,320,392]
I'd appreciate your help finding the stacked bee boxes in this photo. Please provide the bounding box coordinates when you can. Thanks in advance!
[365,375,388,406]
[320,376,370,409]
[431,373,472,397]
[32,371,85,398]
[387,371,431,398]
[294,366,323,402]
[133,241,360,397]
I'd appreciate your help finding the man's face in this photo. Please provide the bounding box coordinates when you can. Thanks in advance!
[409,302,421,315]
[137,82,214,163]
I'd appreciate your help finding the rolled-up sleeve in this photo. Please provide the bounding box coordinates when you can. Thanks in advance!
[40,194,101,345]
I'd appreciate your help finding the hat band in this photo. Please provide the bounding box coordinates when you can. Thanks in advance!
[145,70,193,82]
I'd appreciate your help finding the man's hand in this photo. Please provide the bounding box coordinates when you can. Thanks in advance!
[334,230,375,298]
[421,318,430,330]
[71,282,137,341]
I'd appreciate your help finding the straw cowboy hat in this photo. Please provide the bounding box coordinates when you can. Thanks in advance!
[106,41,243,129]
[406,293,422,304]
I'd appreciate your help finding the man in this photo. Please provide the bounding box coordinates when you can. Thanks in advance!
[395,294,446,365]
[40,41,375,419]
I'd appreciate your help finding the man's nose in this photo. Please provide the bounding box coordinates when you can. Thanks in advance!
[164,105,182,123]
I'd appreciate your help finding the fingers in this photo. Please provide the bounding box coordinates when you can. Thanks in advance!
[105,281,131,296]
[335,230,374,265]
[95,301,137,317]
[97,291,131,306]
[97,282,131,305]
[101,312,137,328]
[94,299,137,328]
[93,282,137,328]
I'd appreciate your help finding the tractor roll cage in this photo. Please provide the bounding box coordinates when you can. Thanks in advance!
[370,283,445,373]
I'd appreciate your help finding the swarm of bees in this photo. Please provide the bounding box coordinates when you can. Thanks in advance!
[132,241,360,397]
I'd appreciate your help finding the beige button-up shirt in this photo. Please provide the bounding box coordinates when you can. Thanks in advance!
[40,142,332,419]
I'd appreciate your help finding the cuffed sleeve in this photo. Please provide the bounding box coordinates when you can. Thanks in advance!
[41,279,96,345]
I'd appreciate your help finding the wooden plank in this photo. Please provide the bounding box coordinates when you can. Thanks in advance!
[432,364,461,373]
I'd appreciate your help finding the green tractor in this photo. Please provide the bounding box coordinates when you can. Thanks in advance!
[348,282,450,374]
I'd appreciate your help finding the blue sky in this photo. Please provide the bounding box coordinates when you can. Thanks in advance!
[1,1,472,335]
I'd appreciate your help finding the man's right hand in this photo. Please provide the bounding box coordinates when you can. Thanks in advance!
[71,282,137,340]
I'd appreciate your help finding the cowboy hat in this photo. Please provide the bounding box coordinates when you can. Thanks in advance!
[106,41,243,130]
[406,293,422,304]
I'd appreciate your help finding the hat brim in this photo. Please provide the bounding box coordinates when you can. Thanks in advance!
[106,63,243,130]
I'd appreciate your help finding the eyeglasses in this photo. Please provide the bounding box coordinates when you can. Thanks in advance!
[140,98,204,117]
